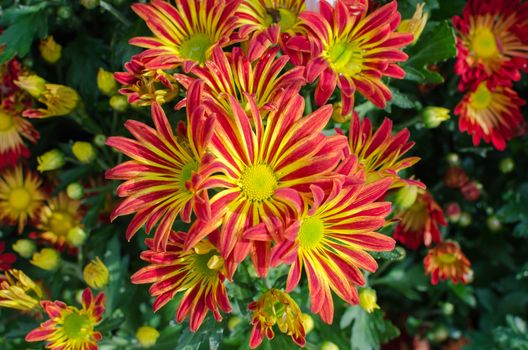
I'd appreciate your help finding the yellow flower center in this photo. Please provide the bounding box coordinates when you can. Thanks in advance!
[180,33,213,63]
[471,27,498,59]
[0,110,14,132]
[179,161,198,191]
[265,8,298,31]
[298,216,325,250]
[239,164,278,202]
[49,211,75,237]
[192,249,224,278]
[8,188,32,211]
[469,83,492,110]
[62,312,93,341]
[402,200,427,232]
[327,40,364,76]
[437,253,457,265]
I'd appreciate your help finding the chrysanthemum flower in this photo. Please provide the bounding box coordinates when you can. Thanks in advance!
[358,287,380,313]
[186,91,347,277]
[106,81,220,250]
[0,242,16,271]
[347,113,422,188]
[454,80,525,150]
[248,289,305,348]
[114,54,178,106]
[83,257,109,290]
[271,178,394,323]
[0,166,46,233]
[36,192,84,250]
[237,0,305,59]
[424,241,471,285]
[393,189,446,250]
[130,0,242,71]
[0,269,43,312]
[176,46,305,113]
[26,288,105,350]
[131,231,231,332]
[298,0,412,115]
[453,0,528,89]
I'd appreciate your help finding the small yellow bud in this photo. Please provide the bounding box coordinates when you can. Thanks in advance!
[359,288,380,313]
[320,341,340,350]
[12,239,36,259]
[422,106,450,128]
[395,185,418,209]
[66,182,84,200]
[67,227,88,247]
[31,248,60,271]
[72,141,96,163]
[80,0,100,10]
[109,95,128,112]
[302,313,315,334]
[398,3,428,45]
[97,68,118,96]
[14,75,46,98]
[39,36,62,64]
[37,149,65,172]
[227,316,242,331]
[136,326,160,348]
[83,257,109,289]
[331,102,351,123]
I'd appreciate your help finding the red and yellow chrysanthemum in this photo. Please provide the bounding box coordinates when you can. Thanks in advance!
[454,80,525,150]
[176,46,305,113]
[297,0,412,115]
[394,189,446,250]
[106,81,220,251]
[0,166,46,233]
[26,288,105,350]
[114,54,179,106]
[453,0,528,89]
[0,269,43,312]
[131,231,231,332]
[0,242,16,271]
[424,241,471,285]
[248,289,306,348]
[130,0,242,71]
[346,113,422,188]
[271,177,394,323]
[237,0,305,59]
[36,192,84,250]
[186,91,347,278]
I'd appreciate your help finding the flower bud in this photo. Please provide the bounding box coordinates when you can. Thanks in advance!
[31,248,60,271]
[83,257,109,289]
[321,341,340,350]
[359,288,380,313]
[93,134,107,147]
[458,212,472,227]
[136,326,160,348]
[422,106,450,128]
[72,141,96,163]
[444,166,469,189]
[499,158,514,173]
[302,313,315,334]
[14,75,46,98]
[67,227,88,247]
[486,215,502,232]
[445,153,460,166]
[441,302,454,316]
[39,36,62,64]
[227,316,242,331]
[66,182,84,200]
[80,0,100,10]
[445,202,461,223]
[398,3,428,45]
[461,181,481,201]
[12,239,36,259]
[395,185,418,209]
[37,149,65,172]
[97,68,118,96]
[109,95,128,112]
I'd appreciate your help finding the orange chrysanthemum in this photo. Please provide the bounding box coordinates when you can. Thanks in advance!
[106,81,220,251]
[297,0,412,115]
[26,288,105,350]
[424,241,471,285]
[130,0,242,71]
[453,0,528,89]
[454,80,525,150]
[271,177,394,323]
[394,189,446,250]
[0,166,46,233]
[131,231,231,332]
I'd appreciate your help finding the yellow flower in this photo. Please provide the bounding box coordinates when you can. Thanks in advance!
[12,239,36,259]
[37,149,65,172]
[72,141,96,163]
[321,341,340,350]
[14,74,46,98]
[109,95,128,112]
[21,81,80,118]
[97,68,117,96]
[83,257,109,289]
[136,326,160,348]
[0,269,43,312]
[227,316,242,331]
[67,227,88,247]
[302,313,315,335]
[331,102,351,123]
[359,288,380,313]
[39,36,62,64]
[422,106,450,128]
[30,248,60,271]
[398,3,428,44]
[66,182,84,200]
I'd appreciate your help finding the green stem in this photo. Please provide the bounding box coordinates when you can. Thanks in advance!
[100,1,132,27]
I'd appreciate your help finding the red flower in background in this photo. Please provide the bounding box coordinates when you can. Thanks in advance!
[0,242,16,271]
[424,241,471,285]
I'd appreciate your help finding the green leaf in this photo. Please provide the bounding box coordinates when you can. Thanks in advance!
[0,3,48,63]
[348,307,400,350]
